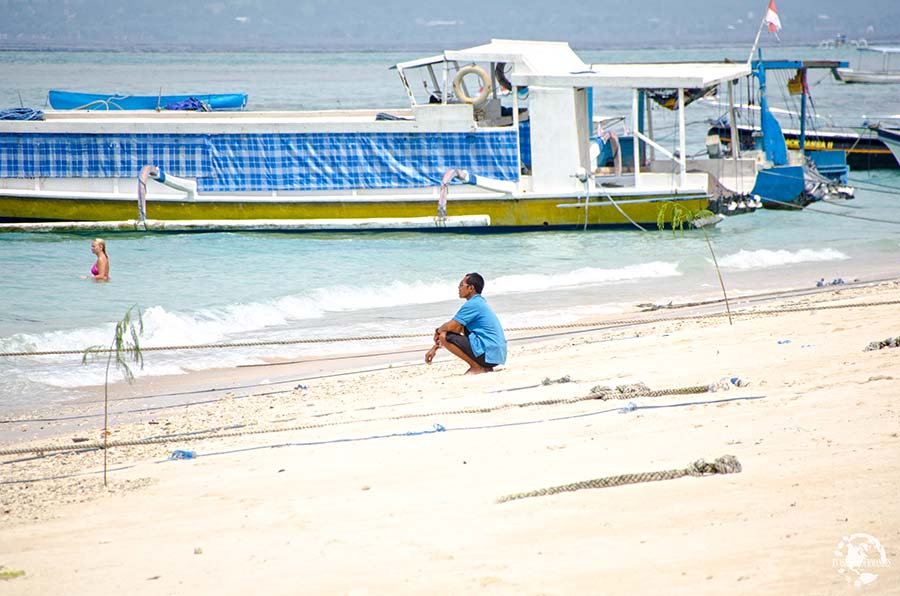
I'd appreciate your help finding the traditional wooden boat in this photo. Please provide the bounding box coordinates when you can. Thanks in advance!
[0,40,752,232]
[707,122,897,171]
[48,90,248,111]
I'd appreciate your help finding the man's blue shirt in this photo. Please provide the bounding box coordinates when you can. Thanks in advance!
[453,293,507,365]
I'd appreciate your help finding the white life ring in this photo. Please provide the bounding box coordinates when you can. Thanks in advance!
[453,65,491,107]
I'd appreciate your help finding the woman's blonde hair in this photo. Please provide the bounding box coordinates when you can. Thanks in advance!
[93,238,107,255]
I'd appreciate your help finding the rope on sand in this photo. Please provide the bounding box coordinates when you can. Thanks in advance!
[496,455,742,503]
[588,381,711,399]
[2,299,899,358]
[0,382,722,457]
[864,336,900,351]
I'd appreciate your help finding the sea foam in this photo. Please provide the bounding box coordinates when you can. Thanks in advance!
[717,248,849,270]
[491,261,681,294]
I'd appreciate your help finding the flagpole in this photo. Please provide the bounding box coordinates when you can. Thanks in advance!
[747,15,767,65]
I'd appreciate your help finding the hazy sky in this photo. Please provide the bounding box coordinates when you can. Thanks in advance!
[1,0,898,50]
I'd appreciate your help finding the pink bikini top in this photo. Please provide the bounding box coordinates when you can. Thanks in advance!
[91,264,99,276]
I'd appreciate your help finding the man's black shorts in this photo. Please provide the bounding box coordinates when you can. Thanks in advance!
[445,332,495,368]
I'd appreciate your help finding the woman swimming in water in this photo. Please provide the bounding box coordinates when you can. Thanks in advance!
[84,238,110,281]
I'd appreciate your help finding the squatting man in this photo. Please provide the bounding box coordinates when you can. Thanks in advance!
[425,272,507,374]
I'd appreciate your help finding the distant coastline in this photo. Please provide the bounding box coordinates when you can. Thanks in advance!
[3,40,898,54]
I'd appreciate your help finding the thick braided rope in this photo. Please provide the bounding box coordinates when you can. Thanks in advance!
[496,455,742,503]
[864,336,900,351]
[0,382,716,456]
[2,299,898,358]
[588,382,710,400]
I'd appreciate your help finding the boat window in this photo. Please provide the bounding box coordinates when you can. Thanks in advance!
[395,59,528,126]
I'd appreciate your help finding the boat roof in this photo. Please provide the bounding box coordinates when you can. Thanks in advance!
[444,39,585,74]
[392,39,583,75]
[394,39,751,89]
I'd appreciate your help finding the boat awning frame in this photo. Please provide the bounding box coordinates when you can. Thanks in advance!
[510,62,750,90]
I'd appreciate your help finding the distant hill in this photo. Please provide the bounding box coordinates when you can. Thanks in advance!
[2,0,898,51]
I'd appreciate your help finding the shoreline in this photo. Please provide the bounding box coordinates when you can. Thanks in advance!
[1,280,898,594]
[3,276,898,446]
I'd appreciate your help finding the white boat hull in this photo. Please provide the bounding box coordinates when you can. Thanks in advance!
[834,68,900,84]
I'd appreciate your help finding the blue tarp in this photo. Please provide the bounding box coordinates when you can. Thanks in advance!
[0,131,520,192]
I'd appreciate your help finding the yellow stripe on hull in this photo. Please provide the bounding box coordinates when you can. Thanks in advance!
[0,195,709,228]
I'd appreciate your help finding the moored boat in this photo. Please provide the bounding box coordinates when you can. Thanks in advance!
[0,40,752,232]
[705,56,854,209]
[832,47,900,84]
[707,122,898,171]
[48,90,248,111]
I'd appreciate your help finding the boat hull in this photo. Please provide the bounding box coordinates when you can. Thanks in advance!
[876,126,900,168]
[0,191,710,231]
[751,165,807,208]
[709,123,898,170]
[833,68,900,84]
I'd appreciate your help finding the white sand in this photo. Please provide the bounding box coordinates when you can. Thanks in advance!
[1,281,898,594]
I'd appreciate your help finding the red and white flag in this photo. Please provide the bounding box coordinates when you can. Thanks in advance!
[765,0,782,33]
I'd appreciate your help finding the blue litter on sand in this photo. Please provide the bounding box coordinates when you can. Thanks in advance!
[619,401,638,414]
[169,449,196,460]
[777,339,792,345]
[816,278,845,287]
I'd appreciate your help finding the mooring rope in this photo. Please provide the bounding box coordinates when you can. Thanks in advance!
[864,336,900,351]
[0,382,720,457]
[2,298,898,358]
[588,382,711,399]
[496,454,742,503]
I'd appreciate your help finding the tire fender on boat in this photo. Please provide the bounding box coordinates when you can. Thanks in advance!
[453,65,491,107]
[494,62,512,91]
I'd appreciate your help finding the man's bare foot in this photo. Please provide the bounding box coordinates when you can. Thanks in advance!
[464,366,494,375]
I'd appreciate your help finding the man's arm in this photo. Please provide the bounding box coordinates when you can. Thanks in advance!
[425,318,466,364]
[435,318,465,338]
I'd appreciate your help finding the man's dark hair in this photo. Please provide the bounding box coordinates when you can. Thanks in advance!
[465,272,485,294]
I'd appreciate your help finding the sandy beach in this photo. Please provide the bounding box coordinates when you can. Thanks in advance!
[1,280,898,595]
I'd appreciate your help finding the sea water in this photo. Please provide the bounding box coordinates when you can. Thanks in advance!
[2,45,900,412]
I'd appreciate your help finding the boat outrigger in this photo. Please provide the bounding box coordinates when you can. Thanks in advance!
[0,40,752,232]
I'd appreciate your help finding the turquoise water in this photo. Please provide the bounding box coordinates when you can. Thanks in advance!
[2,46,900,410]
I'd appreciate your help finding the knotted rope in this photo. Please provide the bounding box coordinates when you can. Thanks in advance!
[588,381,711,399]
[864,336,900,351]
[496,455,742,503]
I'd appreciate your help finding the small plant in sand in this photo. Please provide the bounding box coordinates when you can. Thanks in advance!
[0,567,26,580]
[82,306,144,486]
[657,202,733,325]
